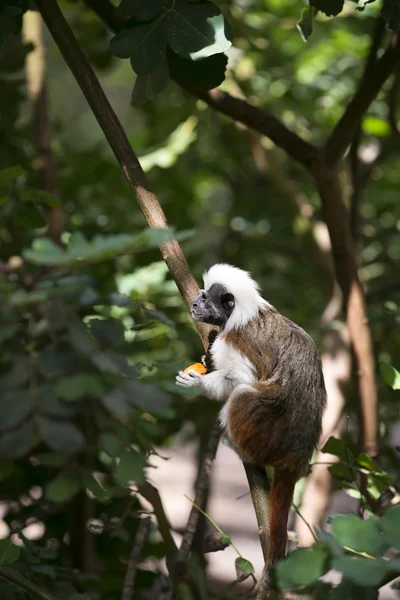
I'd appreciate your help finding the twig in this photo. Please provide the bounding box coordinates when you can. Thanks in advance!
[190,88,317,167]
[0,567,57,600]
[180,421,221,556]
[36,0,210,348]
[121,517,151,600]
[325,33,400,165]
[139,483,178,559]
[292,504,318,544]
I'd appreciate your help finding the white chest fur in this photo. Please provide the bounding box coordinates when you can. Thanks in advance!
[211,336,257,386]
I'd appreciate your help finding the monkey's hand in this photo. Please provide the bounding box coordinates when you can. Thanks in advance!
[176,369,202,388]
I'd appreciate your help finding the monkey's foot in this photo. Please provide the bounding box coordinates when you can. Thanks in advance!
[176,370,202,388]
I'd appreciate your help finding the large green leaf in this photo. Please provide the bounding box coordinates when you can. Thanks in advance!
[332,556,387,587]
[382,504,400,550]
[38,417,85,454]
[115,449,147,485]
[275,546,328,588]
[331,514,384,556]
[380,361,400,390]
[23,229,179,267]
[131,61,169,106]
[168,1,232,60]
[116,0,166,21]
[91,353,138,378]
[45,469,81,503]
[55,374,104,402]
[0,389,31,431]
[167,48,227,89]
[124,380,171,413]
[112,17,170,75]
[0,420,36,458]
[98,432,124,458]
[0,539,21,565]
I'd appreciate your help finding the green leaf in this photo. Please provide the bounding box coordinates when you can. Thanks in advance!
[89,318,125,347]
[92,353,138,378]
[37,453,70,467]
[168,2,232,61]
[81,470,109,500]
[275,546,328,588]
[99,432,123,457]
[0,389,32,432]
[116,0,166,21]
[362,116,390,137]
[54,374,104,402]
[316,528,344,558]
[310,0,345,16]
[167,48,227,89]
[0,355,29,390]
[0,323,21,345]
[38,417,85,454]
[115,449,147,485]
[39,384,75,417]
[0,539,21,565]
[111,16,170,74]
[23,238,66,266]
[380,361,400,390]
[131,60,169,106]
[68,322,98,357]
[0,165,25,181]
[331,514,384,556]
[296,7,317,42]
[235,557,254,582]
[124,380,171,413]
[382,504,400,550]
[332,555,387,587]
[101,387,131,420]
[322,436,354,462]
[0,419,36,458]
[45,469,81,503]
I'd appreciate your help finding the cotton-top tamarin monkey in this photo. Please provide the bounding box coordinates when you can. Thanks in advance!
[176,264,326,567]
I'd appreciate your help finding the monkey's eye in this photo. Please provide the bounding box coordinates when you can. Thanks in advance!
[221,293,234,308]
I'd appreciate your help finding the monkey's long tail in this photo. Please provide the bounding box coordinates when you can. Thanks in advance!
[267,468,297,566]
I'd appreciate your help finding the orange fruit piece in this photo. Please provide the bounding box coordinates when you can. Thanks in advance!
[183,362,207,376]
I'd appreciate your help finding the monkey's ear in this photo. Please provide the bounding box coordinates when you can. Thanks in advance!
[221,292,234,308]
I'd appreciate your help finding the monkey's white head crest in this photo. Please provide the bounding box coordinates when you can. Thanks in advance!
[203,264,270,330]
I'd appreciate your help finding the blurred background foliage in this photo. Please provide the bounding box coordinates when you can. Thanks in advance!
[0,0,400,598]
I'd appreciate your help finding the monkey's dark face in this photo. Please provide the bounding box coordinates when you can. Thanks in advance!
[191,283,235,326]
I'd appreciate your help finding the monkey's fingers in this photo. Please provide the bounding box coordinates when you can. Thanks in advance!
[176,370,201,387]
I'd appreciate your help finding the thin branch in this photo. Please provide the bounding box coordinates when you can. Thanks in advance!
[36,0,210,347]
[191,88,317,167]
[325,33,400,165]
[0,567,57,600]
[139,483,178,559]
[121,517,151,600]
[292,504,318,544]
[180,422,221,556]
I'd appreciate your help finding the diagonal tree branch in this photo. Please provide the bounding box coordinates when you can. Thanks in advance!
[325,33,400,165]
[0,567,57,600]
[191,88,317,167]
[35,0,210,348]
